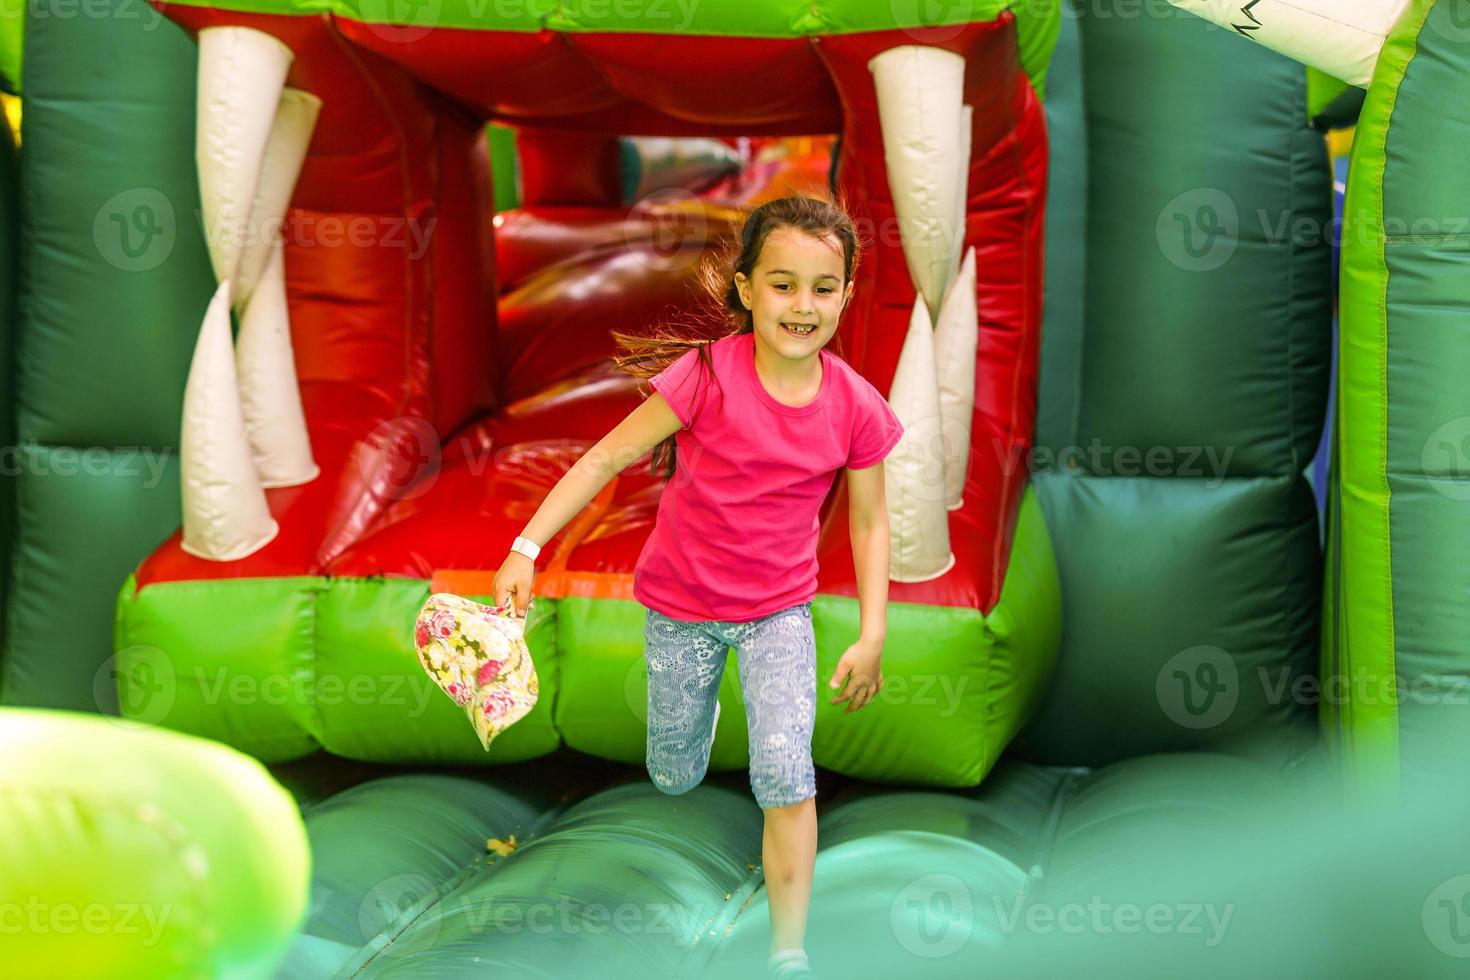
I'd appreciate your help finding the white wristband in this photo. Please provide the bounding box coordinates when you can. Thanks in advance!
[510,535,541,561]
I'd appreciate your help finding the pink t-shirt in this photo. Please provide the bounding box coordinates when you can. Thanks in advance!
[632,331,904,623]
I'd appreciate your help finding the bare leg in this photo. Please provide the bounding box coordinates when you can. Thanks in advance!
[762,794,817,955]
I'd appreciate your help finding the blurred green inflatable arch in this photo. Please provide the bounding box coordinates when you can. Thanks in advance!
[1,0,1468,977]
[0,708,311,978]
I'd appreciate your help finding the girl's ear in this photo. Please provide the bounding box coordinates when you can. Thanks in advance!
[841,279,855,313]
[734,271,751,309]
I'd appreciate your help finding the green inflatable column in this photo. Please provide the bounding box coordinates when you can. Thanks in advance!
[1021,0,1333,767]
[0,107,16,683]
[2,0,208,710]
[1329,0,1470,792]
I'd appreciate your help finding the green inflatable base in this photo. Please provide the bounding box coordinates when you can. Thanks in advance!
[115,488,1060,789]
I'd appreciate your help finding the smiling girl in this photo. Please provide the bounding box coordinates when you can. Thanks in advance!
[493,196,903,979]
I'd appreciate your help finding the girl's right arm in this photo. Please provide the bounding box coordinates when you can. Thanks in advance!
[491,390,684,615]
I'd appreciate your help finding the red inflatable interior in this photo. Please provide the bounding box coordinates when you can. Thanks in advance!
[137,7,1046,615]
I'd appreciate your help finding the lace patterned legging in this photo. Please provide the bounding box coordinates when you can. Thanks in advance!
[642,602,817,810]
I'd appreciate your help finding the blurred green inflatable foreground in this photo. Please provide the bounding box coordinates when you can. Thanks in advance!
[6,709,1470,979]
[5,0,1470,976]
[0,709,309,978]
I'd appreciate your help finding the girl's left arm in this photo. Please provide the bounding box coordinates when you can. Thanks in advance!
[846,462,890,644]
[829,462,889,713]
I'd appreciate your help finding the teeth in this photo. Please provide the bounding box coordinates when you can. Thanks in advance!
[934,247,978,511]
[196,26,294,287]
[180,280,281,561]
[869,45,968,322]
[236,244,320,488]
[1166,0,1409,86]
[883,296,956,583]
[235,87,321,309]
[946,104,973,294]
[229,85,321,490]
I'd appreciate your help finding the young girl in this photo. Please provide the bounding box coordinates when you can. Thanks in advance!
[491,196,903,980]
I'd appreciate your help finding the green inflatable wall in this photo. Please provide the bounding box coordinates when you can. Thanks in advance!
[1,0,203,710]
[1021,0,1333,768]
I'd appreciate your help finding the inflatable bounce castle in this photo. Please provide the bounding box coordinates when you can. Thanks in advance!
[3,0,1468,976]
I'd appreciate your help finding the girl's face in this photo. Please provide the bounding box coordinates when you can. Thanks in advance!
[735,228,854,365]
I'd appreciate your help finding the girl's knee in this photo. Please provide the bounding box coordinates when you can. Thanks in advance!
[649,766,704,796]
[646,734,709,796]
[749,749,815,811]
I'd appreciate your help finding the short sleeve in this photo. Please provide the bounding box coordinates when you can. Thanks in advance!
[648,347,709,428]
[846,386,904,470]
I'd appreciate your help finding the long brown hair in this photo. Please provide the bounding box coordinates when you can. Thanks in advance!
[612,194,864,482]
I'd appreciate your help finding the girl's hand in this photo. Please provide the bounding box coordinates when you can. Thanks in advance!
[829,637,884,714]
[492,552,536,618]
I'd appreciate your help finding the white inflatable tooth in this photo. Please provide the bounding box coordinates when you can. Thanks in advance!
[181,280,280,561]
[235,88,321,309]
[869,45,967,322]
[885,296,956,583]
[1167,0,1411,87]
[934,247,979,512]
[196,26,293,287]
[946,105,973,293]
[237,245,319,489]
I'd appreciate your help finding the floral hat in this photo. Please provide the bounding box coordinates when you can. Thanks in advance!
[413,593,539,750]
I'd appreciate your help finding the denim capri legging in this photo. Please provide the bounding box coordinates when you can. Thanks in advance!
[641,601,817,810]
